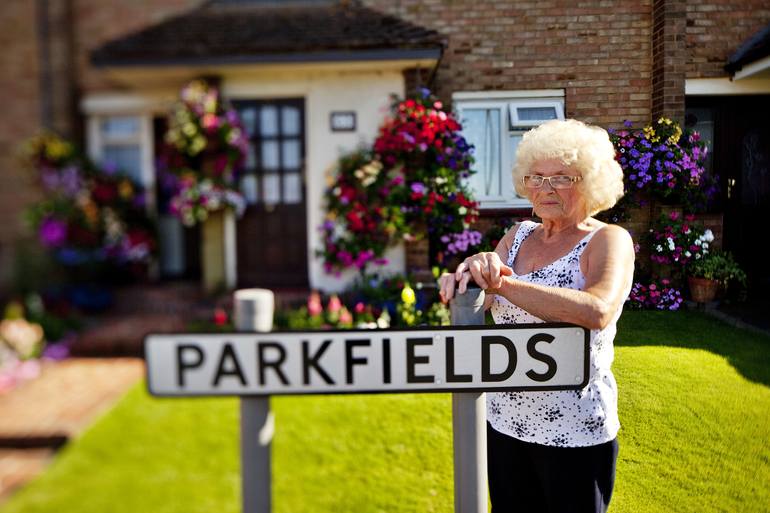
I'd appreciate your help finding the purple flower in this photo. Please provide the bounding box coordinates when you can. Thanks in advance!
[39,217,67,248]
[410,182,426,195]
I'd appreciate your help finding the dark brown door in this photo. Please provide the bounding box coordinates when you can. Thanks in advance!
[687,95,770,299]
[234,99,308,288]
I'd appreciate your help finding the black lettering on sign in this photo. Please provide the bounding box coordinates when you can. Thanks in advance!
[382,338,391,384]
[302,340,335,385]
[482,336,517,382]
[258,342,289,386]
[526,333,557,382]
[446,336,472,383]
[406,338,434,383]
[177,344,204,387]
[345,339,370,385]
[213,342,247,387]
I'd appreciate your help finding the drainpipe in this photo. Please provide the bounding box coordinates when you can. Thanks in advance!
[36,0,53,130]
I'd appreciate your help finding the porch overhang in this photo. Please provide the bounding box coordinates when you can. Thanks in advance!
[91,0,444,85]
[725,23,770,80]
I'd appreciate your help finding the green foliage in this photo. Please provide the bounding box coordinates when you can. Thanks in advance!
[687,250,747,287]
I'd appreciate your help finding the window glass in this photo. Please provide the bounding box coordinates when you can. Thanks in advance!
[260,106,278,137]
[282,140,301,169]
[101,116,140,138]
[282,106,301,136]
[462,108,502,199]
[263,173,280,203]
[245,142,257,170]
[240,174,259,205]
[240,107,257,137]
[262,140,280,170]
[283,173,302,204]
[517,106,558,122]
[102,144,142,183]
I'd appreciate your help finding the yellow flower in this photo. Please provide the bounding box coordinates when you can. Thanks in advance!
[118,180,134,199]
[401,284,416,305]
[82,201,99,226]
[667,126,682,145]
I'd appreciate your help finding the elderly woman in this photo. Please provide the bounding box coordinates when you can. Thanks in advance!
[439,119,635,513]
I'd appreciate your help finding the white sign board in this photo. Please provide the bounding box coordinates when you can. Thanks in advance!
[144,324,589,396]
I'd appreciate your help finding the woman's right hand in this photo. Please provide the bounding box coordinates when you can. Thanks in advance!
[438,252,513,303]
[438,272,460,304]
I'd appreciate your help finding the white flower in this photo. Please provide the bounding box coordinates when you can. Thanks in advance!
[695,253,701,259]
[667,237,675,251]
[656,245,663,252]
[685,251,691,257]
[704,229,714,242]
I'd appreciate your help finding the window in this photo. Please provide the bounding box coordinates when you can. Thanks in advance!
[454,91,565,208]
[87,114,154,210]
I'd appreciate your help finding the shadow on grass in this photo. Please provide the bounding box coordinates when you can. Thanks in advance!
[616,309,770,388]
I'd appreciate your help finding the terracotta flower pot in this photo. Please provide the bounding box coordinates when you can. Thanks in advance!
[688,276,719,303]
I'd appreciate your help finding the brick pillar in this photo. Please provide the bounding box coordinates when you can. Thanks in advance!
[403,66,434,98]
[651,0,686,125]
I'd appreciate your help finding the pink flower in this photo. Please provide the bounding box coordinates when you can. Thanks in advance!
[307,291,323,317]
[327,294,342,313]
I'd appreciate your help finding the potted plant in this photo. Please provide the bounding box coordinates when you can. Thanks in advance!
[686,250,746,303]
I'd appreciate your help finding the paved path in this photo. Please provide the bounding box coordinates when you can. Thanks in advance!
[0,358,144,504]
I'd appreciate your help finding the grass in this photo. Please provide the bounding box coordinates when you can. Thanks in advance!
[1,310,769,513]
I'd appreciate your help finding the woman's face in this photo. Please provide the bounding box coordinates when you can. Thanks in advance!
[526,158,587,221]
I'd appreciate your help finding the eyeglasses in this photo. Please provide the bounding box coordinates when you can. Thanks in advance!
[522,175,583,189]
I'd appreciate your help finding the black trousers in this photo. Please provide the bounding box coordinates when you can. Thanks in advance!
[487,423,619,513]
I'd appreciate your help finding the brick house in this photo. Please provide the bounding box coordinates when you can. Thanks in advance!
[1,0,769,298]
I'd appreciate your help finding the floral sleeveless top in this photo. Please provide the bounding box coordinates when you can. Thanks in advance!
[489,220,623,447]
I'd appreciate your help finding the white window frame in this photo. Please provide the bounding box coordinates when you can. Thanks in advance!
[454,90,565,209]
[86,112,155,212]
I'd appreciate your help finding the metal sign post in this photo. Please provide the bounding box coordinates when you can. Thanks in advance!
[234,289,275,513]
[450,287,487,513]
[145,288,590,513]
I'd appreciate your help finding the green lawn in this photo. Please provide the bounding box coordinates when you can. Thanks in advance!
[2,311,769,513]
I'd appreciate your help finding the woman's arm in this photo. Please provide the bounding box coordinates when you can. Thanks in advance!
[487,224,635,329]
[438,224,520,310]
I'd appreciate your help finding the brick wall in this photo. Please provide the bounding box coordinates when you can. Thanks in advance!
[651,0,686,124]
[686,0,770,79]
[365,0,654,128]
[72,0,201,92]
[0,1,43,292]
[0,0,200,295]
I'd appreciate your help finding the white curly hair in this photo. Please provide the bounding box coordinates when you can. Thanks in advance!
[512,119,625,216]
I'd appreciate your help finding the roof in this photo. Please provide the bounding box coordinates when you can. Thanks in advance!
[91,0,444,67]
[725,22,770,74]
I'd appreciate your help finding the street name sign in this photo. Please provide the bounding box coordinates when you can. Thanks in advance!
[145,323,589,396]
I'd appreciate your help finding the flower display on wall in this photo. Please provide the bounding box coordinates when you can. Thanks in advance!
[160,79,248,226]
[646,211,713,267]
[24,132,156,270]
[320,89,480,274]
[609,118,716,210]
[625,278,683,311]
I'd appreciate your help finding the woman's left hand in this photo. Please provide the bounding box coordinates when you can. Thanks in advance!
[455,252,513,294]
